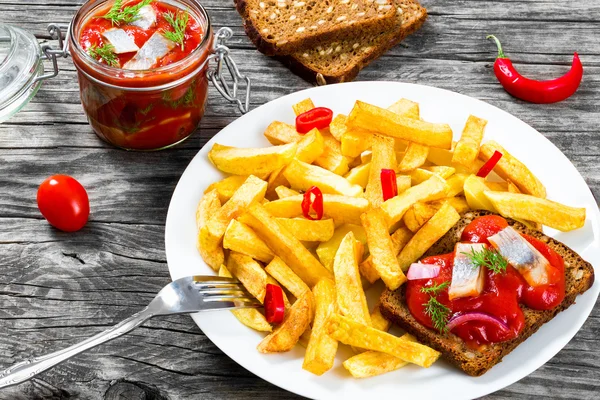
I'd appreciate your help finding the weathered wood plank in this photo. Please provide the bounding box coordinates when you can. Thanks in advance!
[1,0,599,399]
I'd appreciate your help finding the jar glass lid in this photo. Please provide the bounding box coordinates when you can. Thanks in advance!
[0,23,44,123]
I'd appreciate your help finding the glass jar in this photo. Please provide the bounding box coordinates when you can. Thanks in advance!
[0,1,250,150]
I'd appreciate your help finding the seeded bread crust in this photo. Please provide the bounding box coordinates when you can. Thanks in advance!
[236,0,398,56]
[380,210,595,377]
[282,0,427,84]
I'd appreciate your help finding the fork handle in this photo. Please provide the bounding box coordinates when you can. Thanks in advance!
[0,307,154,388]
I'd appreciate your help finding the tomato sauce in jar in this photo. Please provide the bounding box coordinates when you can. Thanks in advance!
[406,215,566,349]
[69,0,213,150]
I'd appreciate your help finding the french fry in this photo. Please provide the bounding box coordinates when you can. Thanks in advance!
[397,203,461,271]
[316,224,368,271]
[396,175,412,194]
[365,135,397,208]
[346,101,453,149]
[507,179,521,193]
[283,159,363,197]
[333,232,371,326]
[326,314,440,367]
[275,185,300,199]
[265,194,369,225]
[427,146,484,174]
[479,141,546,198]
[485,181,509,192]
[219,265,272,332]
[344,162,371,188]
[403,202,438,233]
[370,303,392,332]
[445,173,469,197]
[484,191,586,231]
[223,219,274,263]
[204,176,247,204]
[387,98,420,118]
[341,130,374,158]
[463,175,497,213]
[239,203,333,287]
[275,217,335,242]
[264,121,302,145]
[196,189,220,231]
[452,115,487,167]
[293,98,315,115]
[196,190,224,270]
[298,326,312,348]
[361,209,406,290]
[359,227,412,283]
[266,167,289,200]
[303,278,338,375]
[431,196,470,214]
[205,175,267,243]
[265,257,310,298]
[410,167,455,185]
[381,175,448,228]
[398,143,429,172]
[227,252,270,302]
[343,350,408,378]
[208,142,297,176]
[295,128,325,164]
[315,133,351,175]
[257,290,314,353]
[329,114,348,141]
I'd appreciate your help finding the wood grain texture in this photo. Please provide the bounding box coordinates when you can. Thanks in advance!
[0,0,599,399]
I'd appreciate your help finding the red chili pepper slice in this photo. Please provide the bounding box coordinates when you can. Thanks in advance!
[477,150,503,178]
[380,169,398,201]
[295,107,334,134]
[487,35,583,104]
[264,284,285,324]
[301,186,324,220]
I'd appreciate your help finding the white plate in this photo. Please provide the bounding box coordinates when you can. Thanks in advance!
[165,81,600,400]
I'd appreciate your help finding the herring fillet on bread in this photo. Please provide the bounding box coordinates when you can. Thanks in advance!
[379,210,595,377]
[235,0,398,56]
[283,0,427,84]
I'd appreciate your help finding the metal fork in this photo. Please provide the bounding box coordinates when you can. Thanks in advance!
[0,276,260,388]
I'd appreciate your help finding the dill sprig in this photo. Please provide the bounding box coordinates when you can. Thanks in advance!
[162,84,195,108]
[423,296,451,334]
[463,247,508,274]
[100,0,154,26]
[162,11,189,50]
[88,43,119,67]
[420,281,450,296]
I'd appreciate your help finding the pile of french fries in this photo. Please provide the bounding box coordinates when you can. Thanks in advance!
[196,97,586,378]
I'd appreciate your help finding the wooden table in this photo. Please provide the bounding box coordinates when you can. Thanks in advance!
[1,0,599,398]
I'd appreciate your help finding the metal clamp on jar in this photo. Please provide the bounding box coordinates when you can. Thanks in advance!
[0,0,251,151]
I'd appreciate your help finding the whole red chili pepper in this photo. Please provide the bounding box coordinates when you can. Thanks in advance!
[477,150,503,178]
[301,186,324,220]
[487,35,583,104]
[296,107,333,133]
[380,169,398,201]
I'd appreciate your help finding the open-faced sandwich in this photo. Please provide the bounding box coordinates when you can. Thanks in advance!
[380,210,595,376]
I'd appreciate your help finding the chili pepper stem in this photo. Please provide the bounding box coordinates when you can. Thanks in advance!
[486,35,506,59]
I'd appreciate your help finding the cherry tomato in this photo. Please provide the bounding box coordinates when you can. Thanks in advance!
[37,175,90,232]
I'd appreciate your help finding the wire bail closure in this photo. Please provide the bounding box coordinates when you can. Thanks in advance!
[34,24,71,84]
[207,27,251,114]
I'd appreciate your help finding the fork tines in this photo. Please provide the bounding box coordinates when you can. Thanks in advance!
[193,276,261,307]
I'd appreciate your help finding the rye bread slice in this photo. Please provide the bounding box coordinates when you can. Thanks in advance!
[380,210,595,377]
[282,0,427,84]
[235,0,398,56]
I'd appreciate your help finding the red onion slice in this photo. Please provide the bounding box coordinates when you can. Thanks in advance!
[447,312,510,333]
[407,263,441,280]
